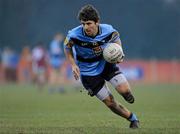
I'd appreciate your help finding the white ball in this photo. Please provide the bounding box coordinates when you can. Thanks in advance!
[103,43,124,63]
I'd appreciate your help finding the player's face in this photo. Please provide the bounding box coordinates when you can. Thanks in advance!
[81,20,99,37]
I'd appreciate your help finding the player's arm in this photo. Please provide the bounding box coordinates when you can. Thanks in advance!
[110,32,125,63]
[64,38,80,80]
[110,32,122,45]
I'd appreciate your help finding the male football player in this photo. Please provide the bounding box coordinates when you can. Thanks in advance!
[64,4,139,128]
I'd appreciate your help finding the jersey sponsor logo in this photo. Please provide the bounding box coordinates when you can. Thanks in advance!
[92,42,99,46]
[81,43,88,46]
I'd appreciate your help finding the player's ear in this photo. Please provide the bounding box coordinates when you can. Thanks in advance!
[96,20,100,25]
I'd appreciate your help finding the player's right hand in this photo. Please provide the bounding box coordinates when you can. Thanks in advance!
[72,64,80,80]
[117,54,125,64]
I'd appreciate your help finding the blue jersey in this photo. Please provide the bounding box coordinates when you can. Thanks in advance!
[64,24,120,76]
[49,40,65,69]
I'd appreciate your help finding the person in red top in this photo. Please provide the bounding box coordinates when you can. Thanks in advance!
[31,43,48,90]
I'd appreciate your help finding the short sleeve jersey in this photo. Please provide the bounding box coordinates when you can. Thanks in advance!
[64,24,120,76]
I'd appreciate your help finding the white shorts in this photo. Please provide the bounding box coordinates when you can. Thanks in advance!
[95,73,128,101]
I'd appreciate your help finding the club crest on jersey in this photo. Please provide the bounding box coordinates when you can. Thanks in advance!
[92,46,102,56]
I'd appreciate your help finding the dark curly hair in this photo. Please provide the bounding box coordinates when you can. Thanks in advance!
[78,4,100,22]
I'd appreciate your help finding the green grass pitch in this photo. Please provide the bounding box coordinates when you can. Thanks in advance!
[0,83,180,134]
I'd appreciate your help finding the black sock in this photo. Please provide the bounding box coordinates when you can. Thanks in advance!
[121,92,135,104]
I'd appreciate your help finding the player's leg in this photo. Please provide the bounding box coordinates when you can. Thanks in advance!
[101,62,134,104]
[81,74,139,128]
[100,62,139,128]
[96,84,139,128]
[109,73,135,104]
[96,84,131,118]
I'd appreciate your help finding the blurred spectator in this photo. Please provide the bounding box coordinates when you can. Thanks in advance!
[31,42,49,90]
[48,33,65,93]
[17,46,32,84]
[1,47,19,83]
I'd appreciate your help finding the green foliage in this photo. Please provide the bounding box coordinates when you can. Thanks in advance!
[0,83,180,134]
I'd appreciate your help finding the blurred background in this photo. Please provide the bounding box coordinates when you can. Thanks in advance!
[0,1,180,133]
[0,0,180,85]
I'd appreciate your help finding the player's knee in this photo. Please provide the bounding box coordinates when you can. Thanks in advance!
[121,92,135,104]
